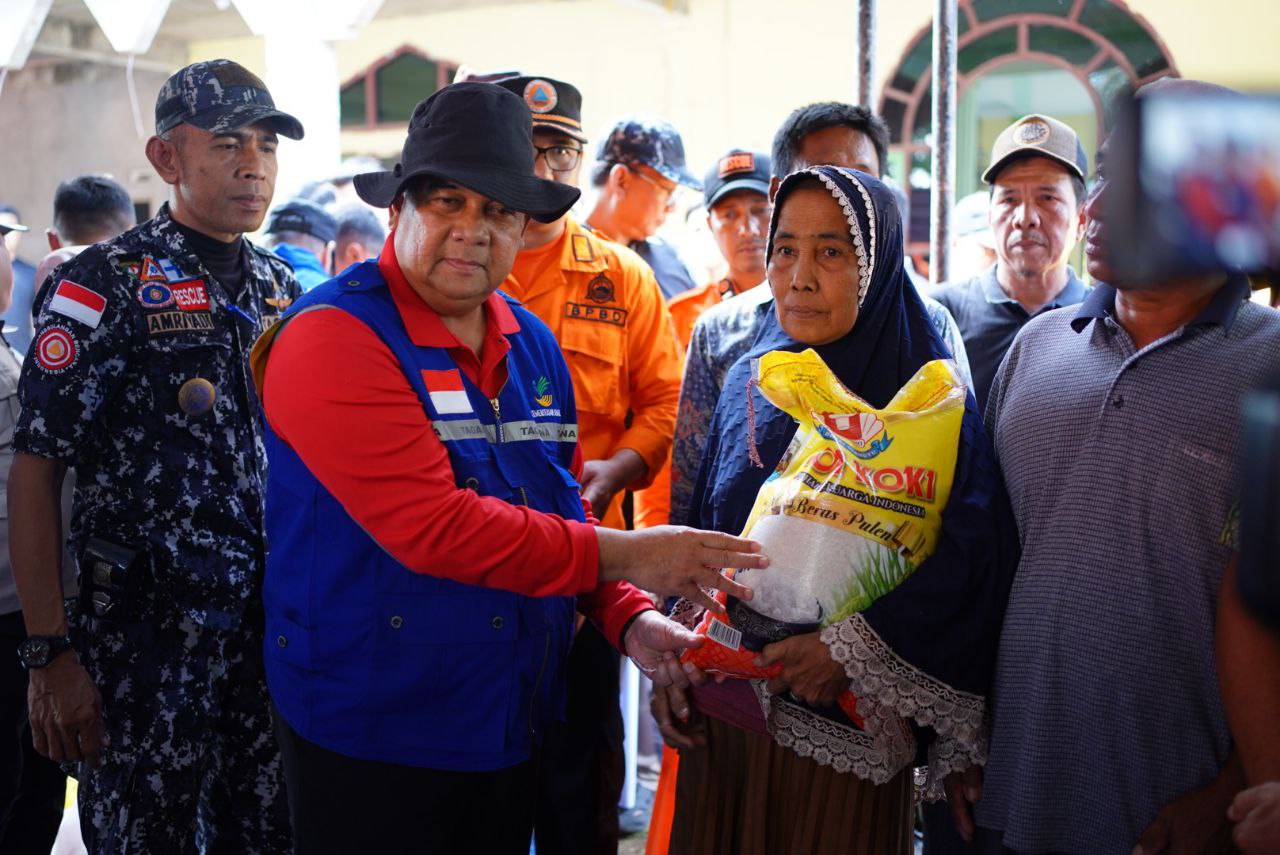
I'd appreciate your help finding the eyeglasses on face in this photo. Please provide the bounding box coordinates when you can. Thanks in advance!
[534,144,584,173]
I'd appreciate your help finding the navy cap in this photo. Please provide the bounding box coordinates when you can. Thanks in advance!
[155,59,304,140]
[495,76,588,143]
[265,198,336,243]
[703,149,771,209]
[596,116,700,189]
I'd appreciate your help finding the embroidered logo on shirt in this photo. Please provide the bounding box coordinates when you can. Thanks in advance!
[33,325,79,373]
[171,279,211,312]
[137,283,175,308]
[533,376,554,408]
[586,273,615,304]
[48,280,107,329]
[140,256,169,282]
[422,369,472,415]
[565,302,627,326]
[147,311,215,335]
[158,258,185,282]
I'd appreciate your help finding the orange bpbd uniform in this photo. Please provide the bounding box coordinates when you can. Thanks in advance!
[506,216,681,530]
[632,278,752,530]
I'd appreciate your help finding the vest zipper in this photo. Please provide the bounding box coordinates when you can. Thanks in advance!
[530,632,551,735]
[490,397,503,443]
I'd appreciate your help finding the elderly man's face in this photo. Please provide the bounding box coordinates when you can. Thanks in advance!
[768,184,862,345]
[391,180,527,316]
[989,156,1083,279]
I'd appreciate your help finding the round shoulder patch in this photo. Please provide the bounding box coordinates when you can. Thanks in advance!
[34,325,79,373]
[137,283,174,308]
[523,79,558,114]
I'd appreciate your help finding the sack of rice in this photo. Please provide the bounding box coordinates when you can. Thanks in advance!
[681,348,965,716]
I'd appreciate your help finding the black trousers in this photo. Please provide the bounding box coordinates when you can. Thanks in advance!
[0,609,66,854]
[275,709,536,855]
[534,622,623,855]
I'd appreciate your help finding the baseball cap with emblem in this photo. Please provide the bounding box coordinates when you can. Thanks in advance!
[597,117,701,190]
[982,114,1087,184]
[265,198,337,243]
[155,59,304,140]
[352,83,579,222]
[495,75,588,144]
[703,149,771,209]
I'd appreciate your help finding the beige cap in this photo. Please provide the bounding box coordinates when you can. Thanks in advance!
[982,114,1088,184]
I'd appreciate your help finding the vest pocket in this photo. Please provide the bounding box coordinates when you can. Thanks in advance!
[364,591,518,752]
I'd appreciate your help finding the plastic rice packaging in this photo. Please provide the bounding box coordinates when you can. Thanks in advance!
[681,349,965,718]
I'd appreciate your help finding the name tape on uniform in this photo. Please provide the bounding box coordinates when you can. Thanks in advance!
[421,369,472,415]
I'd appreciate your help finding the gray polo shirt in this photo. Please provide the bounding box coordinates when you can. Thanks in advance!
[975,276,1279,853]
[933,264,1088,413]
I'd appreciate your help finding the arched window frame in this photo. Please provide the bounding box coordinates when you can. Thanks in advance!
[340,45,459,130]
[880,0,1177,245]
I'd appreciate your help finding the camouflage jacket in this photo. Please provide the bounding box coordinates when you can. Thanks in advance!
[14,204,302,629]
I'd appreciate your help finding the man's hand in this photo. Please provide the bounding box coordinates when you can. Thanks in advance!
[580,450,648,520]
[755,632,847,706]
[623,610,703,687]
[1134,772,1239,855]
[27,653,105,768]
[944,765,984,843]
[1230,782,1280,854]
[596,526,763,614]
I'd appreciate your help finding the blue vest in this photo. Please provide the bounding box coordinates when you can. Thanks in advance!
[262,261,582,771]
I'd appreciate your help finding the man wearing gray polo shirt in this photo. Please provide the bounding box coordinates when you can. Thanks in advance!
[933,114,1089,413]
[955,82,1280,853]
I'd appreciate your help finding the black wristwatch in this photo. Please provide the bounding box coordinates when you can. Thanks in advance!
[17,635,74,670]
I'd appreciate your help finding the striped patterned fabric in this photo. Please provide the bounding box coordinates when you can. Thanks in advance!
[975,280,1280,853]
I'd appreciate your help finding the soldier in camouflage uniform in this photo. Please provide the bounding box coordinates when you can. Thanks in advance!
[8,60,303,853]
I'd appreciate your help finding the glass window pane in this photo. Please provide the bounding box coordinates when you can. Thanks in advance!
[1080,0,1168,77]
[1029,24,1099,67]
[340,80,367,128]
[376,54,439,124]
[896,34,933,92]
[1088,59,1130,126]
[882,99,908,144]
[958,27,1019,75]
[973,0,1072,21]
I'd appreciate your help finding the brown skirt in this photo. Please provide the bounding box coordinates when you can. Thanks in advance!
[668,713,914,855]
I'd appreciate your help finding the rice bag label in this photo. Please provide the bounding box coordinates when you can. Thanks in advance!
[735,351,965,627]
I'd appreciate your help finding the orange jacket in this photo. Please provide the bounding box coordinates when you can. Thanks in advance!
[506,216,681,530]
[633,278,760,529]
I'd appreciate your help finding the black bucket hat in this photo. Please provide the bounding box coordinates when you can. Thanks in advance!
[353,83,580,223]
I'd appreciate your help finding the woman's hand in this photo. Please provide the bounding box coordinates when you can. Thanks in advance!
[756,632,848,707]
[650,671,710,751]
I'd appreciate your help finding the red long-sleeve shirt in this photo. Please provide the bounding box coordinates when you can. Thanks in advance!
[259,240,653,646]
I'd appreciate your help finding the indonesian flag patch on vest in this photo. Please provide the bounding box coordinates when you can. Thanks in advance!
[421,369,472,415]
[48,280,107,329]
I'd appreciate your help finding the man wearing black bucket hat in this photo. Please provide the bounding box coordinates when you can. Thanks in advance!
[249,82,764,854]
[9,59,303,851]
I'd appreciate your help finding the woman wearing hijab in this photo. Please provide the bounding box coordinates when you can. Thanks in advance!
[656,166,1017,854]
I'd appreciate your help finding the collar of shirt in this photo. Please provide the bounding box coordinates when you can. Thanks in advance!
[376,232,520,395]
[982,263,1088,310]
[506,215,606,303]
[1070,273,1252,334]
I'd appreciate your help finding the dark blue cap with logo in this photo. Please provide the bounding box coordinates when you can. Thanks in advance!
[155,59,304,140]
[596,116,701,190]
[265,198,337,243]
[703,148,771,208]
[495,75,588,143]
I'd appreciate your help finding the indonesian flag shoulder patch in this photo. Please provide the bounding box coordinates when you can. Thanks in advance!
[47,280,107,329]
